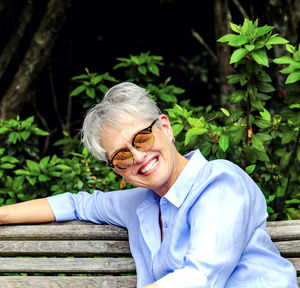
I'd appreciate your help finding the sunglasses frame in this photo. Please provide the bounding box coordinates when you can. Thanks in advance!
[107,118,159,170]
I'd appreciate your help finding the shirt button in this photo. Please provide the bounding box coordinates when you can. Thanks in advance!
[164,222,168,229]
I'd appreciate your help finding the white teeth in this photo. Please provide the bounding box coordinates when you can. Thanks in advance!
[140,158,158,174]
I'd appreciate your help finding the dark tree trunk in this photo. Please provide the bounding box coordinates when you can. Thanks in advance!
[0,0,33,80]
[0,0,71,120]
[214,0,233,107]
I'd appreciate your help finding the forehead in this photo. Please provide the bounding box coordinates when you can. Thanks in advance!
[100,116,151,157]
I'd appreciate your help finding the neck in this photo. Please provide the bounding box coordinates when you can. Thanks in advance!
[155,152,188,198]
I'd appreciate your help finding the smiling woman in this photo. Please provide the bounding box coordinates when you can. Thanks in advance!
[0,82,298,288]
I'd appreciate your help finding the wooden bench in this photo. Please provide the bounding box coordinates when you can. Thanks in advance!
[0,220,299,288]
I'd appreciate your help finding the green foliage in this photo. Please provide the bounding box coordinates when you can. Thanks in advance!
[1,20,299,221]
[173,18,300,220]
[70,68,118,108]
[113,52,164,82]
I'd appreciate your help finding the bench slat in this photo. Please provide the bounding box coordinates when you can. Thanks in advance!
[0,258,136,273]
[0,222,128,240]
[266,220,300,241]
[274,240,300,257]
[0,240,130,256]
[0,276,137,288]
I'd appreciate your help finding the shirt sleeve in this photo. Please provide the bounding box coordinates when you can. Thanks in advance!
[155,161,268,288]
[47,190,128,227]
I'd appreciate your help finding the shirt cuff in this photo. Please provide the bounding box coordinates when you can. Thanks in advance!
[47,193,77,222]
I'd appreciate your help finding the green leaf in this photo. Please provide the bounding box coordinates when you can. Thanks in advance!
[257,82,275,93]
[255,71,272,82]
[21,131,31,141]
[137,65,147,75]
[251,134,265,151]
[33,128,49,136]
[184,128,208,145]
[0,126,9,134]
[56,164,72,170]
[70,85,86,96]
[220,108,230,117]
[229,35,249,47]
[71,74,89,80]
[280,151,292,169]
[230,48,249,64]
[266,36,289,45]
[1,156,19,163]
[172,124,184,137]
[255,133,273,141]
[0,163,15,169]
[230,90,246,103]
[273,56,295,64]
[297,147,300,162]
[147,63,160,76]
[217,34,236,43]
[293,50,300,61]
[245,44,255,51]
[255,25,274,37]
[290,104,300,109]
[38,175,48,182]
[14,169,30,176]
[86,87,95,99]
[251,49,269,67]
[286,44,296,53]
[230,23,240,33]
[26,160,40,173]
[8,132,18,144]
[219,134,229,152]
[246,164,256,174]
[286,72,300,84]
[281,130,296,144]
[259,109,271,121]
[26,176,36,186]
[39,156,50,171]
[91,75,103,85]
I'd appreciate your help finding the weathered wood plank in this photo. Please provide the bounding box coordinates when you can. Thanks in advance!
[0,258,136,273]
[267,220,300,241]
[0,240,130,256]
[0,276,137,288]
[273,240,300,257]
[0,222,128,240]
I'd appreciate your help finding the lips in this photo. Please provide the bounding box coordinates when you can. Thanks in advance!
[138,155,159,175]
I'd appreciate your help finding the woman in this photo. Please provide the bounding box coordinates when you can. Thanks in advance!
[0,82,298,287]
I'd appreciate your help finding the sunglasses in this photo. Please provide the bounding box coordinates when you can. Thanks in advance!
[107,118,159,170]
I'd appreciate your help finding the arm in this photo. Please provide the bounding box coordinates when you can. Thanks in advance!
[0,198,55,224]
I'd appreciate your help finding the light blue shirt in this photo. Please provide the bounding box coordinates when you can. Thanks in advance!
[47,150,298,287]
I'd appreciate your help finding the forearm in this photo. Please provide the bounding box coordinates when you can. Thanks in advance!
[142,284,158,288]
[0,198,55,224]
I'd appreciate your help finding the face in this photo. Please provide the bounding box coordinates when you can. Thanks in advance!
[100,114,188,197]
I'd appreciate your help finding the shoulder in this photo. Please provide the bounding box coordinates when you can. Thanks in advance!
[188,158,266,210]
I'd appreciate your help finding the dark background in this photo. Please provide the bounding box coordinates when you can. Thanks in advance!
[0,0,299,140]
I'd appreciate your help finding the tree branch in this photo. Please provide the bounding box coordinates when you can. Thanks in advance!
[191,28,218,62]
[231,0,249,19]
[0,0,72,120]
[0,0,33,80]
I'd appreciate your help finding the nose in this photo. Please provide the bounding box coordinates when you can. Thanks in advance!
[130,148,147,165]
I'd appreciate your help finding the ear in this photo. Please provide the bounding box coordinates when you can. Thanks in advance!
[159,114,174,140]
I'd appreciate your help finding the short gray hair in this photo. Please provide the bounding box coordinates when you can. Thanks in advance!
[81,82,161,161]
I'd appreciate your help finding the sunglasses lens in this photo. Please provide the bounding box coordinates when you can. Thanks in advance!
[134,130,154,150]
[113,149,133,170]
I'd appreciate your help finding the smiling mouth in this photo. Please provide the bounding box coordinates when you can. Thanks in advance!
[138,156,159,175]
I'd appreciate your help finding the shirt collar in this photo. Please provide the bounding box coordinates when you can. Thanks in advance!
[163,149,208,208]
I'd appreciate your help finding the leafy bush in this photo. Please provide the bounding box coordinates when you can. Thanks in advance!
[0,19,299,221]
